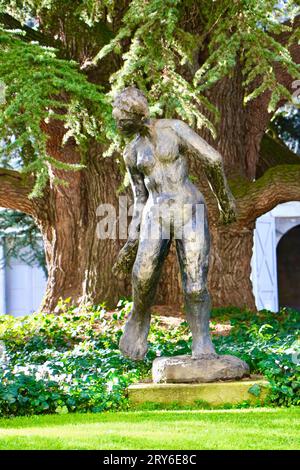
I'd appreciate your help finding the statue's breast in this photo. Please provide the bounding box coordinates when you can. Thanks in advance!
[136,129,180,174]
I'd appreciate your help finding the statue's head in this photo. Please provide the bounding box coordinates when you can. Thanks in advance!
[112,87,150,136]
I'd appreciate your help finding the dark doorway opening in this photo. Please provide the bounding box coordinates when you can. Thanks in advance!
[277,224,300,310]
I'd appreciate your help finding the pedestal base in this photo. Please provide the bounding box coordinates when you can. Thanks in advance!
[152,354,250,384]
[128,379,269,407]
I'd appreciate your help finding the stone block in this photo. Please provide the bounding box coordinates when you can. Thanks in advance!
[128,379,269,407]
[152,354,250,383]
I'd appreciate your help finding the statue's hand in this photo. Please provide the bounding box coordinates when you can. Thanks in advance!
[112,240,139,280]
[219,198,237,225]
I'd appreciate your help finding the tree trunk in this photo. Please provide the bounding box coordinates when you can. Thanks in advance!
[33,118,131,311]
[36,151,132,312]
[209,225,256,309]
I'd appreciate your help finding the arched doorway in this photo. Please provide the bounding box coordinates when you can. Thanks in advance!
[277,224,300,310]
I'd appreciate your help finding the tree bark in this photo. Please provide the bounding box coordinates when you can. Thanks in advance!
[0,168,35,214]
[31,119,132,311]
[148,225,257,312]
[209,225,256,309]
[33,158,132,311]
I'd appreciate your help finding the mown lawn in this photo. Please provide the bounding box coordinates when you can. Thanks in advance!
[0,408,299,450]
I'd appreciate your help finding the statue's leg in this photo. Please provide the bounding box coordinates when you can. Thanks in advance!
[119,229,171,361]
[175,203,216,357]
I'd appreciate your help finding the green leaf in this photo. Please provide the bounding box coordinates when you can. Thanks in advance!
[248,384,262,397]
[55,405,69,415]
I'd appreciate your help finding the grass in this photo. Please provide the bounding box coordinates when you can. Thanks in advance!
[0,408,299,450]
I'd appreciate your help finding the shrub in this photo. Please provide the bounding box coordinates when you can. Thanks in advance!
[0,300,299,416]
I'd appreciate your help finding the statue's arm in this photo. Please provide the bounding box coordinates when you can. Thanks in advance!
[172,120,236,224]
[112,147,148,278]
[125,164,148,244]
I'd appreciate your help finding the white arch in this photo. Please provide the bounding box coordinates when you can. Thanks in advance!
[271,201,300,244]
[251,201,300,312]
[275,218,300,245]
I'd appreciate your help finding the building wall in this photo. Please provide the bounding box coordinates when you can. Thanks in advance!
[5,258,46,316]
[0,246,46,316]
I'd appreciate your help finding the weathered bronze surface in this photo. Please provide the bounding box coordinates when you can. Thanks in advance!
[112,87,236,361]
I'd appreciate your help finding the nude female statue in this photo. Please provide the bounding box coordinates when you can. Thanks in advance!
[112,87,236,361]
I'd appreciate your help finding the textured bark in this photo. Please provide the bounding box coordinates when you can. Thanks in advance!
[78,144,131,307]
[237,164,300,225]
[0,168,35,214]
[153,225,257,311]
[33,119,131,311]
[36,155,130,311]
[209,225,255,309]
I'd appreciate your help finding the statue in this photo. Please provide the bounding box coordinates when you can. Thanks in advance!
[112,87,237,363]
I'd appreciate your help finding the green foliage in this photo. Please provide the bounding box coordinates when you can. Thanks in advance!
[0,26,114,196]
[96,0,300,131]
[214,308,300,407]
[0,1,299,197]
[0,302,145,415]
[273,107,300,155]
[1,0,118,31]
[0,301,298,416]
[95,0,217,135]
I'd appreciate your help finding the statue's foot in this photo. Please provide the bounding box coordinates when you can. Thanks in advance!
[192,337,217,358]
[119,317,149,361]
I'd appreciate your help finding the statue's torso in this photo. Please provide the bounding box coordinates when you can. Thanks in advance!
[128,119,205,205]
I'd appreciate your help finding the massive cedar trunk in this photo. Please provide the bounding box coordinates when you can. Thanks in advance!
[209,225,255,309]
[37,160,129,312]
[38,167,133,311]
[32,120,131,311]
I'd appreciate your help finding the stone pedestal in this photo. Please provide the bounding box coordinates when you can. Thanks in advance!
[128,379,269,406]
[152,354,250,383]
[128,356,267,407]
